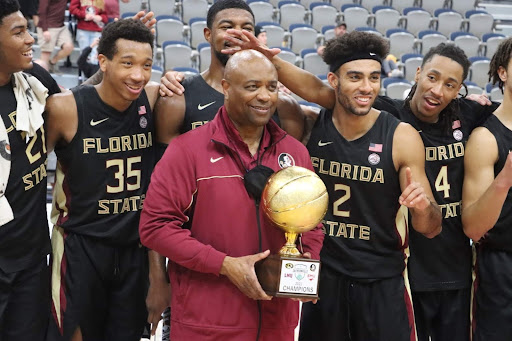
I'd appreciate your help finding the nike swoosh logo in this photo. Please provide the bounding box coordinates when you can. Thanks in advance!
[198,101,216,110]
[90,118,109,126]
[318,141,333,147]
[210,157,224,163]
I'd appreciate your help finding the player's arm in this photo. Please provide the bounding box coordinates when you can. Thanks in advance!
[146,250,169,335]
[45,92,78,152]
[276,92,305,141]
[144,81,160,112]
[394,122,442,238]
[222,29,336,109]
[461,127,508,242]
[153,91,186,152]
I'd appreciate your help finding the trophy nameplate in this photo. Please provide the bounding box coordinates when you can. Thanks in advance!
[256,254,320,298]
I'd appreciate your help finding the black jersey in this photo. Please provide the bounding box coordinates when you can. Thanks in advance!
[52,85,154,245]
[307,109,406,280]
[181,74,281,134]
[0,63,60,273]
[374,96,497,291]
[477,114,512,251]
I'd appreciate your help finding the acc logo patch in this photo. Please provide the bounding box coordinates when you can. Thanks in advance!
[368,153,380,165]
[0,140,11,161]
[139,116,148,129]
[278,153,295,169]
[453,129,463,141]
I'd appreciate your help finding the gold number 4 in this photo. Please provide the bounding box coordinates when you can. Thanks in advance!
[435,165,450,198]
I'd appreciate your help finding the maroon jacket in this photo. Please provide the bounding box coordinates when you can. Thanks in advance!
[69,0,108,32]
[140,106,324,340]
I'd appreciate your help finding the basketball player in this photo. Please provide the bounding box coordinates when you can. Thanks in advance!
[155,0,306,147]
[44,18,162,341]
[462,37,512,341]
[139,49,324,341]
[0,1,61,340]
[223,29,498,340]
[298,31,443,341]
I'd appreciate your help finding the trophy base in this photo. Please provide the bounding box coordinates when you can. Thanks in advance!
[255,254,320,299]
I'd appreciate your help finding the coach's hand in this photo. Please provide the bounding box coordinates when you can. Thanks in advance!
[399,167,431,211]
[220,251,273,301]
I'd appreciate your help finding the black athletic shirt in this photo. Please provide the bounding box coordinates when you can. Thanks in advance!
[307,109,406,280]
[181,74,281,134]
[0,63,60,273]
[52,85,154,245]
[478,114,512,252]
[374,96,498,291]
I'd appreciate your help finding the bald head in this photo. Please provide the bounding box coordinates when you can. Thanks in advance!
[221,50,279,131]
[224,50,276,82]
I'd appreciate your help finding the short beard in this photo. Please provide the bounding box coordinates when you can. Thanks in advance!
[214,49,230,66]
[336,84,372,117]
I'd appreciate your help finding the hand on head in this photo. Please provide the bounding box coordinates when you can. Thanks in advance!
[222,29,281,62]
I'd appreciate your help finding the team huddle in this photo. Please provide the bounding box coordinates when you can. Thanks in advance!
[1,0,512,340]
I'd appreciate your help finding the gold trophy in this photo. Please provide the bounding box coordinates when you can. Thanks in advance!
[255,166,328,299]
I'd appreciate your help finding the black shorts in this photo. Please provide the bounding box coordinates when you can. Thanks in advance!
[47,227,148,341]
[413,288,470,341]
[0,258,49,341]
[299,266,416,341]
[472,247,512,341]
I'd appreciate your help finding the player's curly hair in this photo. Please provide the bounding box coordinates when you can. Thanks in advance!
[97,19,154,60]
[489,37,512,92]
[207,0,254,29]
[0,0,20,25]
[323,31,389,73]
[404,43,470,133]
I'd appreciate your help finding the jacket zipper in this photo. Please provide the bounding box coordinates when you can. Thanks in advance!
[211,134,286,341]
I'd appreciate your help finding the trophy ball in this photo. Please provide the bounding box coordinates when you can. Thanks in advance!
[261,166,328,233]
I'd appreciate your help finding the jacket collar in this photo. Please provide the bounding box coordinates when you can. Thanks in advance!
[210,105,287,154]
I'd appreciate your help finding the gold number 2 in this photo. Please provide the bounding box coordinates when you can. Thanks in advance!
[333,183,351,217]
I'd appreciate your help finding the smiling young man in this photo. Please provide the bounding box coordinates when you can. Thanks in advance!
[0,1,61,340]
[155,0,305,148]
[139,49,324,341]
[294,31,441,341]
[43,18,162,341]
[225,30,496,340]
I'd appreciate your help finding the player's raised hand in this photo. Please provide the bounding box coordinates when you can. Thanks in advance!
[222,29,281,61]
[220,250,273,301]
[399,167,431,210]
[131,11,157,34]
